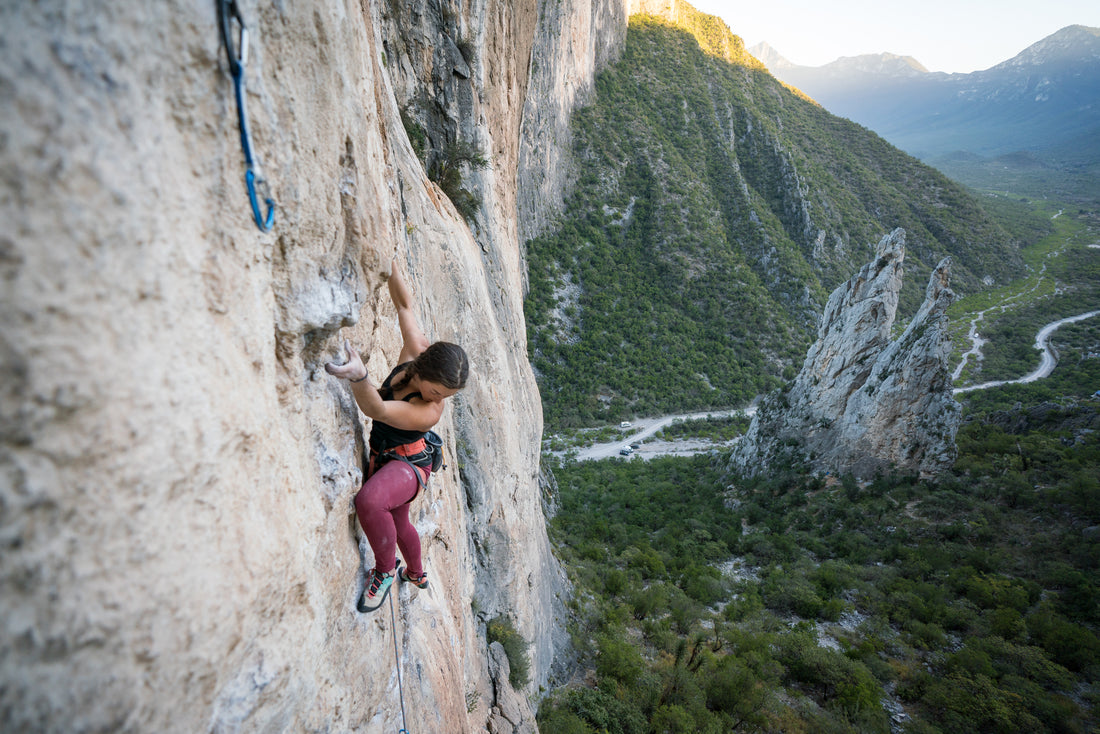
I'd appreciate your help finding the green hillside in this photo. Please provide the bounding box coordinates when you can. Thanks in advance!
[524,13,1026,429]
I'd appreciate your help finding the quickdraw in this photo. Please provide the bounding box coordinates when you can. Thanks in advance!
[218,0,276,231]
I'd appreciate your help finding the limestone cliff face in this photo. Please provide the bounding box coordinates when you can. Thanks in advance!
[0,1,619,732]
[518,0,627,245]
[731,229,962,478]
[516,0,758,245]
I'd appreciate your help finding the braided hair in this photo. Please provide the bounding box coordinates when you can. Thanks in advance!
[391,341,469,394]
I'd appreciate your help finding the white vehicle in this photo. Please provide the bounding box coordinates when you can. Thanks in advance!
[619,446,634,456]
[620,421,632,429]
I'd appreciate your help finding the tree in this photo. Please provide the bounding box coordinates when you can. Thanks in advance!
[429,139,489,221]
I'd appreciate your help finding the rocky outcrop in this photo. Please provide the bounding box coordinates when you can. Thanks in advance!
[517,0,761,247]
[518,0,628,246]
[0,0,623,731]
[731,229,962,478]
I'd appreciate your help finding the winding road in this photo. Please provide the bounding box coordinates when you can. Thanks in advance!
[951,254,1059,381]
[561,308,1099,462]
[953,309,1100,394]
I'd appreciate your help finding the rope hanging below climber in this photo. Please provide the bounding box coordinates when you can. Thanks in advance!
[218,0,276,231]
[390,588,410,734]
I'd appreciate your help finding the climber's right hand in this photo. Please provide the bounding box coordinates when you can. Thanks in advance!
[324,339,369,382]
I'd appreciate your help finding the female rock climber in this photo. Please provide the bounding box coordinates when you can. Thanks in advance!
[326,259,468,612]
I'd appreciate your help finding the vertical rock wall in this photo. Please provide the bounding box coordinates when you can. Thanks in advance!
[517,0,628,245]
[0,0,619,730]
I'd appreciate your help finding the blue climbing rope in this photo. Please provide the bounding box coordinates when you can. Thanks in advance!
[389,590,411,734]
[218,0,275,231]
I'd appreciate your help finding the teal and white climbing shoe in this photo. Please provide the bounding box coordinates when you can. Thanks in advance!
[399,567,429,590]
[357,565,398,613]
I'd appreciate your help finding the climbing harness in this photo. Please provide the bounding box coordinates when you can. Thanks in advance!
[218,0,276,231]
[370,430,445,492]
[389,591,411,734]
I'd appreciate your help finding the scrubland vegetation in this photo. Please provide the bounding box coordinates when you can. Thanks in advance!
[654,415,752,443]
[949,205,1099,387]
[533,185,1099,734]
[539,371,1100,732]
[533,228,1100,730]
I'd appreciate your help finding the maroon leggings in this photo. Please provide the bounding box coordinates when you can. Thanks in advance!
[355,459,428,575]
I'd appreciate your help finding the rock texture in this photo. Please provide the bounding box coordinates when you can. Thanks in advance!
[517,0,627,245]
[0,0,624,731]
[731,229,962,478]
[517,0,749,247]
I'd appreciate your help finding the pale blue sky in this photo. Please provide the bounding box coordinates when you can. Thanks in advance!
[688,0,1100,73]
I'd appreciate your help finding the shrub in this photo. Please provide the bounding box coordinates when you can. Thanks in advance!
[604,568,628,597]
[650,704,696,734]
[989,607,1027,641]
[821,597,845,622]
[704,656,768,729]
[923,671,1043,733]
[399,108,427,162]
[628,582,669,620]
[428,139,489,221]
[775,630,884,720]
[1026,607,1100,673]
[596,634,644,686]
[535,706,589,734]
[682,565,725,604]
[556,687,648,734]
[486,616,530,689]
[762,569,825,618]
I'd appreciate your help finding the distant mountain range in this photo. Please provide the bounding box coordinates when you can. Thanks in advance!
[750,25,1100,197]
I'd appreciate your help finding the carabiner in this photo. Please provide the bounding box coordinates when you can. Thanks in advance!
[246,169,276,231]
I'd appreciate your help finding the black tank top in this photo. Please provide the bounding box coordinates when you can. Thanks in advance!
[368,362,426,453]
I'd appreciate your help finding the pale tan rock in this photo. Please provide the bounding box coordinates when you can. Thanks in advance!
[0,0,619,730]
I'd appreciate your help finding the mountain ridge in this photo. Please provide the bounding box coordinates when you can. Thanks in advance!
[525,14,1026,429]
[752,25,1100,171]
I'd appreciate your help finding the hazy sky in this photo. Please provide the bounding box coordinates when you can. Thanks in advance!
[687,0,1100,73]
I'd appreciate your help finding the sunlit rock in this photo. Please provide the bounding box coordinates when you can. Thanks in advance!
[0,0,596,730]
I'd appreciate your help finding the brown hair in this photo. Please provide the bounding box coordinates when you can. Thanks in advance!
[395,341,469,392]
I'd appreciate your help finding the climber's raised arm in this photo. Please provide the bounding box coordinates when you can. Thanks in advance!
[388,259,430,364]
[324,340,444,432]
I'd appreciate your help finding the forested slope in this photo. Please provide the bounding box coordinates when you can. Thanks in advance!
[525,13,1025,429]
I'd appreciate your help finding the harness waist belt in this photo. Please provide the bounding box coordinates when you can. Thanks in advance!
[390,438,427,457]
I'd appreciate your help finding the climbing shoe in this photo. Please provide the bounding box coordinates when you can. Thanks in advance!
[399,567,429,590]
[357,565,398,613]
